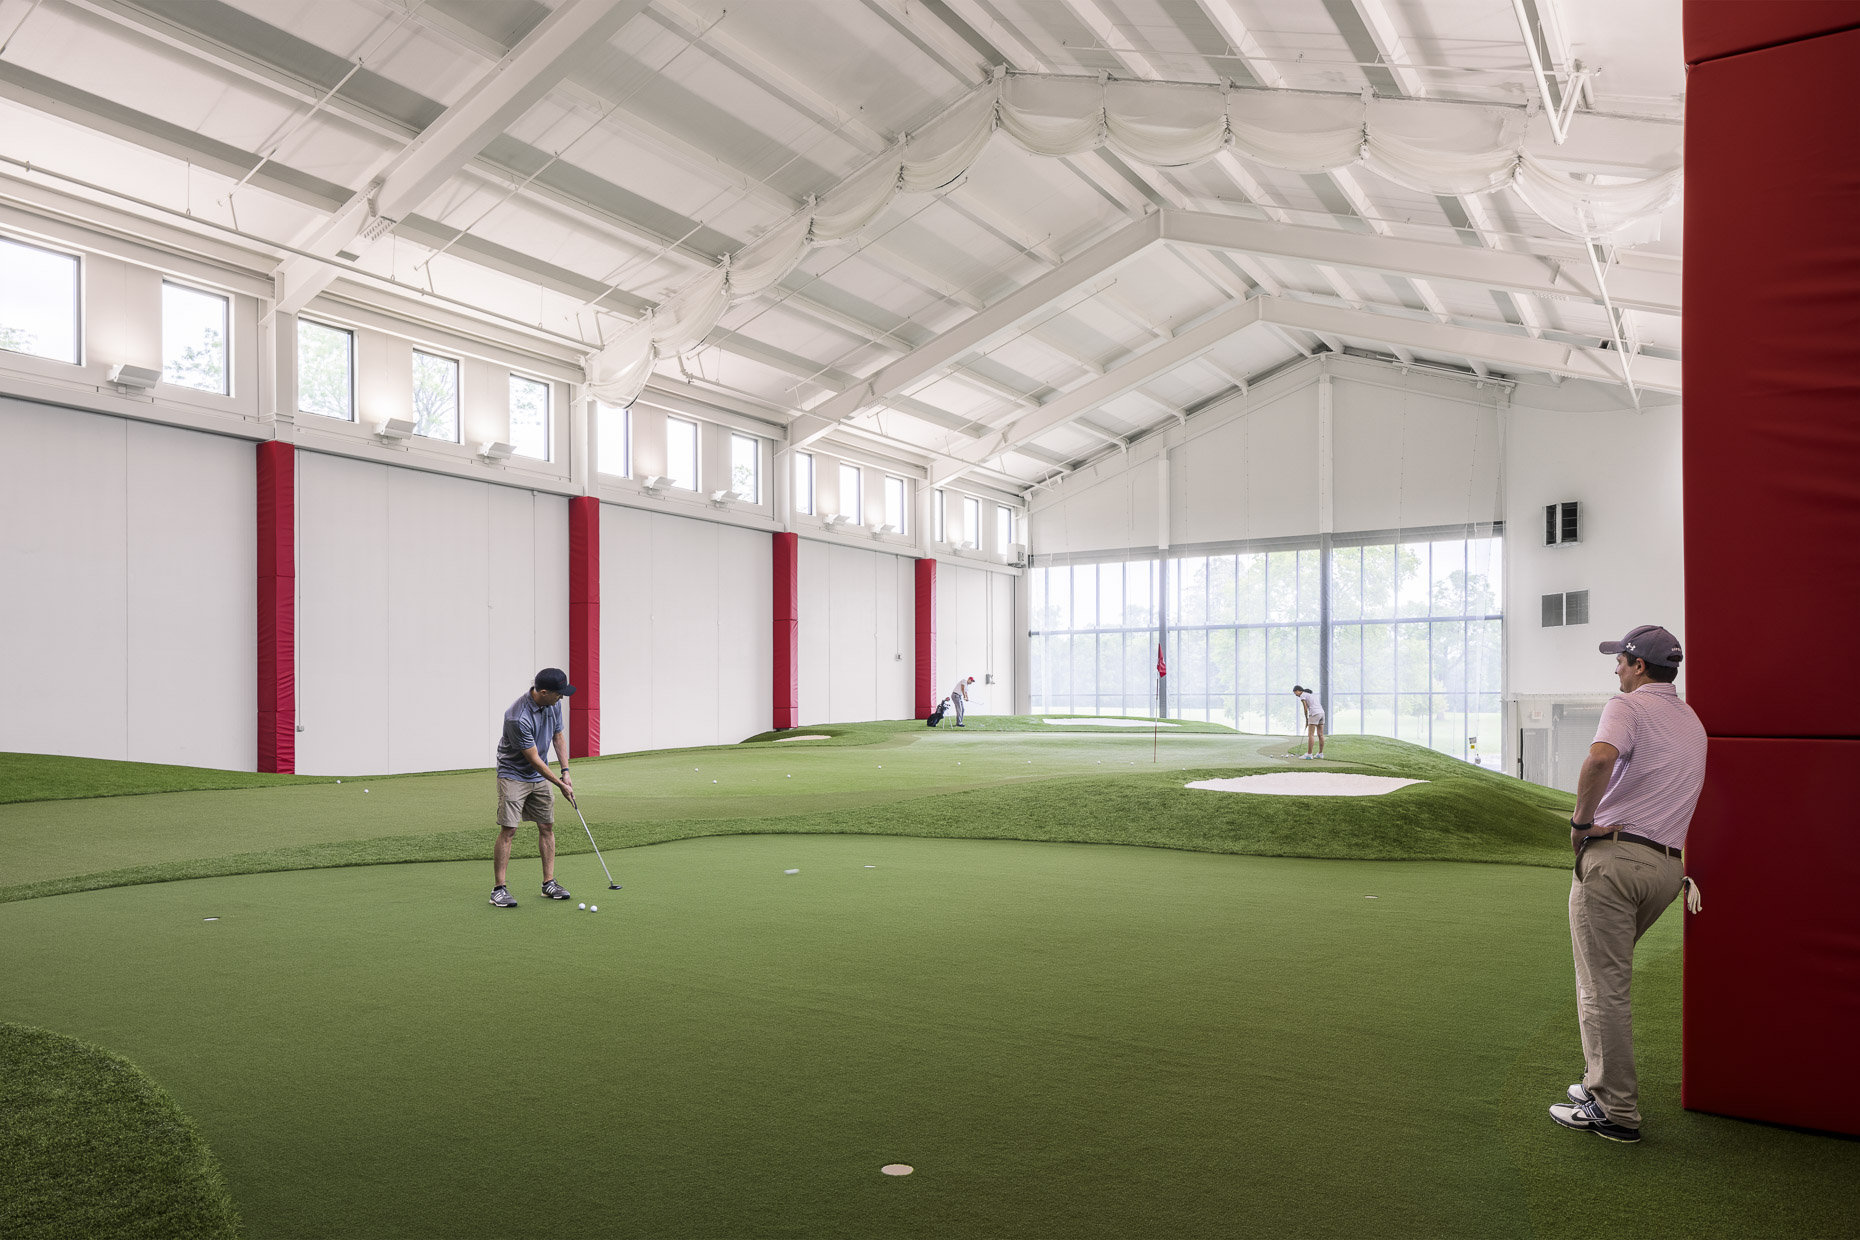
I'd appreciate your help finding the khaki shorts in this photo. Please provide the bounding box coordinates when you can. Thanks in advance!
[496,777,554,829]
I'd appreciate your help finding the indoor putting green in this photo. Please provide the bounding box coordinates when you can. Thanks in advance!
[2,725,1855,1239]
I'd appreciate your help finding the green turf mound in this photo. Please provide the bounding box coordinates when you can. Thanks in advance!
[740,716,1237,745]
[1,729,1579,906]
[0,1022,241,1240]
[0,752,331,804]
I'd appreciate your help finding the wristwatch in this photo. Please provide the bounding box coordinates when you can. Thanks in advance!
[1571,818,1594,831]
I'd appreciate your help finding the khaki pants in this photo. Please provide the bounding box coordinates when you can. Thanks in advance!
[1569,839,1685,1128]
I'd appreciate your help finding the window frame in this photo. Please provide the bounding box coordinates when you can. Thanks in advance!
[838,462,863,525]
[933,488,945,543]
[597,402,631,478]
[507,372,552,461]
[794,450,815,515]
[296,317,356,422]
[883,474,907,534]
[962,496,981,548]
[160,280,230,396]
[730,432,760,504]
[410,347,461,442]
[665,415,700,491]
[996,504,1013,552]
[0,233,82,367]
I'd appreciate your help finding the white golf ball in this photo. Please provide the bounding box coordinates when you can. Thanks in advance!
[578,902,586,910]
[784,869,799,875]
[712,779,717,783]
[336,779,342,784]
[589,905,597,913]
[364,788,370,793]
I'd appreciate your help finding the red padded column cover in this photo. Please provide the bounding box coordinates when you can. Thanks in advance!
[772,532,799,730]
[1682,738,1860,1135]
[255,441,295,774]
[1682,5,1860,1137]
[914,557,937,719]
[568,497,600,758]
[1683,24,1860,737]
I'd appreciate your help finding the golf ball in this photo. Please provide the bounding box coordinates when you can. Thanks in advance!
[364,788,370,793]
[589,905,598,913]
[784,868,799,875]
[578,902,586,910]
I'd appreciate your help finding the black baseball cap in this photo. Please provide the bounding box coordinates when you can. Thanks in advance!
[1599,625,1683,668]
[534,668,577,695]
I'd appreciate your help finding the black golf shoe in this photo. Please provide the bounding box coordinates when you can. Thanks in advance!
[490,886,519,908]
[1549,1097,1640,1143]
[541,879,572,900]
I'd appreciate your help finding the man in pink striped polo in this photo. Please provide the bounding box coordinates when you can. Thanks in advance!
[1549,624,1708,1144]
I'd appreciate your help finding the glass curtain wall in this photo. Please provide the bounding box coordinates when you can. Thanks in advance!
[1029,528,1502,764]
[1328,534,1504,768]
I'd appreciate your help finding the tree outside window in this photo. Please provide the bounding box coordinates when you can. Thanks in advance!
[297,319,353,420]
[411,350,459,441]
[0,236,80,364]
[509,375,549,460]
[731,433,759,503]
[161,283,228,394]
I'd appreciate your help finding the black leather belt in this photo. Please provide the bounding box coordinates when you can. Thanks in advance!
[1583,829,1683,859]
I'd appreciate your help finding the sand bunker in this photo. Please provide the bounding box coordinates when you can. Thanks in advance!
[773,734,831,742]
[1186,774,1428,797]
[1043,718,1178,727]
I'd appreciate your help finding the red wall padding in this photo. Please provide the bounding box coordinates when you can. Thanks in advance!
[1682,738,1860,1135]
[914,558,937,719]
[772,532,799,730]
[567,497,600,758]
[1683,8,1860,1138]
[255,441,295,774]
[1685,0,1860,63]
[1682,26,1860,738]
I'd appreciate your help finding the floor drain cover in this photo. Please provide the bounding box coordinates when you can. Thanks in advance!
[881,1164,913,1176]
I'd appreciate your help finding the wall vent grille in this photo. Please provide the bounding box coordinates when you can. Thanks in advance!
[1542,593,1564,627]
[1544,501,1581,546]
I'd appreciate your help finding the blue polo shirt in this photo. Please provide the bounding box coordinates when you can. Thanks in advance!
[496,692,565,782]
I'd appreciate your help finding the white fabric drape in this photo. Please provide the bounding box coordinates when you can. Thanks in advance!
[586,73,1681,402]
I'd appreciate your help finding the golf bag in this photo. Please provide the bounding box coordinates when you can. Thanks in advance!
[926,698,950,727]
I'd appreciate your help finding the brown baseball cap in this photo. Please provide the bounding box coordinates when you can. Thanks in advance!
[1599,625,1683,668]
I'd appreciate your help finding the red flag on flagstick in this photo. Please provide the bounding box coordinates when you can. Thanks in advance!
[1154,642,1166,762]
[1157,643,1167,678]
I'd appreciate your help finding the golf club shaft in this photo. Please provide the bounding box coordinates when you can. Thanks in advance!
[569,796,617,887]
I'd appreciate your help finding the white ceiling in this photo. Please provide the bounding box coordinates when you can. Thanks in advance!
[0,0,1685,490]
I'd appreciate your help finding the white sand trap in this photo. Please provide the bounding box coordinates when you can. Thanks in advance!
[773,734,831,742]
[1043,717,1178,727]
[1186,773,1428,797]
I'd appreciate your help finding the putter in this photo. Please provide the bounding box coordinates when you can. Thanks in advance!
[567,794,622,890]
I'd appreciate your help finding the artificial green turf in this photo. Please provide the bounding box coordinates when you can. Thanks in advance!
[2,837,1852,1240]
[0,751,331,804]
[2,727,1577,905]
[0,1022,241,1240]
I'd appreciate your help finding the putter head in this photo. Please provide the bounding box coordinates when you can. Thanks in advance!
[608,883,623,890]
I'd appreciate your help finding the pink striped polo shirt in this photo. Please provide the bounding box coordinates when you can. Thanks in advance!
[1591,682,1710,849]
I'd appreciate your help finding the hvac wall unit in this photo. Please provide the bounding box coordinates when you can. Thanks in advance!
[1541,589,1589,627]
[1544,500,1581,546]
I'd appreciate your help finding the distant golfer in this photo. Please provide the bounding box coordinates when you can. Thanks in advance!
[489,668,578,909]
[1292,686,1325,759]
[950,675,975,727]
[1549,625,1706,1143]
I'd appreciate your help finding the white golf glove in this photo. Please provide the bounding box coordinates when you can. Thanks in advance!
[1682,876,1702,914]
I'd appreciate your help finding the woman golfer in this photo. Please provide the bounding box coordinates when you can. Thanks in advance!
[1292,686,1325,760]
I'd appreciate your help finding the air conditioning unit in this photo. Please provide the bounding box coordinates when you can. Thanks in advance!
[1544,501,1580,546]
[1541,590,1590,628]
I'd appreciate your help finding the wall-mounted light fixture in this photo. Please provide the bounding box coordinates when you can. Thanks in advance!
[375,418,416,441]
[478,441,515,461]
[106,363,161,392]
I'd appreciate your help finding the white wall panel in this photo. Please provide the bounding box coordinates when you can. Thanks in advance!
[1332,383,1502,534]
[933,564,1011,716]
[792,538,914,726]
[296,452,391,776]
[598,505,771,753]
[0,399,130,761]
[298,452,568,775]
[0,399,255,769]
[125,422,255,769]
[386,469,490,774]
[1504,398,1685,698]
[827,545,878,723]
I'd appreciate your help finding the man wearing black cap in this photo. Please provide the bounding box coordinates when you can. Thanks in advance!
[489,669,578,908]
[1548,625,1707,1142]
